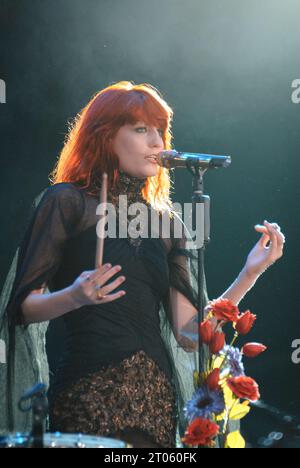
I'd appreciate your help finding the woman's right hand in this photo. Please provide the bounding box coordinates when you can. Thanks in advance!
[68,263,126,308]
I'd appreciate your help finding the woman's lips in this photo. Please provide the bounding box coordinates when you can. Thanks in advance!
[146,158,158,164]
[145,155,158,164]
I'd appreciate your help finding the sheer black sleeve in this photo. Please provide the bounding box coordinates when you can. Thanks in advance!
[163,212,210,323]
[159,211,210,444]
[5,183,85,326]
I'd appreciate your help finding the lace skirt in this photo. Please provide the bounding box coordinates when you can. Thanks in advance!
[49,350,177,448]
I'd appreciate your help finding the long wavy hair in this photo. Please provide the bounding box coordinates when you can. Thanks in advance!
[50,81,175,212]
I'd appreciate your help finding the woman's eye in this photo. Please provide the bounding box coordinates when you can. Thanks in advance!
[135,127,163,137]
[135,127,147,132]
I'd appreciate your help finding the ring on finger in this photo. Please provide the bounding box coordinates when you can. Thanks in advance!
[94,285,104,299]
[94,284,105,300]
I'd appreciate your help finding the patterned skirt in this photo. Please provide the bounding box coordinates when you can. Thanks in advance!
[49,350,177,448]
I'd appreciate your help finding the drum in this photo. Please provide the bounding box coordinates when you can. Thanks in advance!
[0,432,131,448]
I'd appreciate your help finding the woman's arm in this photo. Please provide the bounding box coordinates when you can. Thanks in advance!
[169,268,260,352]
[21,286,78,325]
[171,221,285,348]
[170,268,258,338]
[169,287,199,351]
[221,220,285,305]
[21,264,127,325]
[217,266,260,306]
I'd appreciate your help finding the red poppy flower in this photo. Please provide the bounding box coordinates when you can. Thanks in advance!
[206,369,221,391]
[242,343,267,358]
[182,418,219,447]
[209,298,239,323]
[227,376,260,401]
[209,331,225,354]
[200,320,214,344]
[235,311,256,335]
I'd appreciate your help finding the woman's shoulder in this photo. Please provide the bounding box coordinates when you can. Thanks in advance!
[44,182,82,197]
[35,183,86,216]
[39,182,84,202]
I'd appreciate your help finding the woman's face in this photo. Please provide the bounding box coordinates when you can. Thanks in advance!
[112,121,164,179]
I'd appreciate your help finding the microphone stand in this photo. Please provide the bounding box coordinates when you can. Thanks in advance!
[167,151,230,449]
[186,160,211,377]
[31,393,48,448]
[18,383,48,448]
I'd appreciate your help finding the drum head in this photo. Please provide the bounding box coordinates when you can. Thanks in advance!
[0,432,130,448]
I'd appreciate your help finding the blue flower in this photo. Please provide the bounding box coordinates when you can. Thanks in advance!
[219,345,245,377]
[184,386,225,421]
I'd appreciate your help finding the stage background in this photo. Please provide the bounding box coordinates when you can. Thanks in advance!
[1,0,299,446]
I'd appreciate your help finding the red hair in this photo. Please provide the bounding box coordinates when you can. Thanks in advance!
[50,81,174,212]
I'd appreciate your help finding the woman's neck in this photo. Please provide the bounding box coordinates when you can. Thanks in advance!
[116,169,147,192]
[108,169,148,206]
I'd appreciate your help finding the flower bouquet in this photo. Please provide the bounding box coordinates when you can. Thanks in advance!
[182,298,267,448]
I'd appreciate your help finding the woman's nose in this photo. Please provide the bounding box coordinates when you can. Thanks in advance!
[148,129,163,148]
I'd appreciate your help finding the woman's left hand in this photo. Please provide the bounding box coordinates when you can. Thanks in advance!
[244,220,286,278]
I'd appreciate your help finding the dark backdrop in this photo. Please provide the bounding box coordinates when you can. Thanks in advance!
[1,0,299,446]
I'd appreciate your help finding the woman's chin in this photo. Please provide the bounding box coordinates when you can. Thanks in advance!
[143,163,158,177]
[120,163,158,179]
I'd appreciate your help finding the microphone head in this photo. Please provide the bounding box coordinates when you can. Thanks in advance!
[157,150,179,168]
[157,150,231,170]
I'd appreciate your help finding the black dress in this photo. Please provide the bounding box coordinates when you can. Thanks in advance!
[5,170,207,447]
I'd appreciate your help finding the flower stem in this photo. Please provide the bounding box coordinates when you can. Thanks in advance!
[219,332,239,372]
[223,398,240,435]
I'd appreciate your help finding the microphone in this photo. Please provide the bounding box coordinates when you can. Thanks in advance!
[157,150,231,169]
